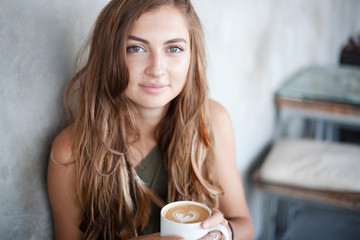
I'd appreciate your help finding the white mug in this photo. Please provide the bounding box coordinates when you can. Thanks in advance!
[160,201,230,240]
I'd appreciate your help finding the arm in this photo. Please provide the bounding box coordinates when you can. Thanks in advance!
[48,127,181,240]
[47,126,84,240]
[207,100,254,240]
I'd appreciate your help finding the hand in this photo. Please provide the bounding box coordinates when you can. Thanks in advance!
[131,232,183,240]
[200,208,231,240]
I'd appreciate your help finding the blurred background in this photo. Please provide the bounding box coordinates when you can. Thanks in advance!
[0,0,359,239]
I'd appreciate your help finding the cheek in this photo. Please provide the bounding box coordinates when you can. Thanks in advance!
[127,59,144,82]
[172,55,191,80]
[127,54,148,70]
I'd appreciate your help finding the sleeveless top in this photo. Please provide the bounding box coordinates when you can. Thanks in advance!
[80,145,167,238]
[135,145,168,235]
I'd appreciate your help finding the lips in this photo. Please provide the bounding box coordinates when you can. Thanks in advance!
[139,83,169,94]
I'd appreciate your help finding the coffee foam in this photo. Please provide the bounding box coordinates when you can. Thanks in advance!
[164,203,210,223]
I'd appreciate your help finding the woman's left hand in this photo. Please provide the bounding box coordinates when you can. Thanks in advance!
[199,208,231,240]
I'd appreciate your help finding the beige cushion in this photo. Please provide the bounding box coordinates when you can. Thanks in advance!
[260,138,360,192]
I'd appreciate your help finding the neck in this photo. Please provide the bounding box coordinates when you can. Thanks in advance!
[128,104,169,166]
[133,103,169,142]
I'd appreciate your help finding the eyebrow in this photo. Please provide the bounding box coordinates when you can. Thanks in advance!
[128,35,149,44]
[128,35,188,45]
[165,38,188,44]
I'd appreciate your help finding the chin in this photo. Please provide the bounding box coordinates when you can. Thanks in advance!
[135,100,170,110]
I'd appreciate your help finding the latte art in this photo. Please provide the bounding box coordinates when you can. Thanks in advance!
[163,203,210,223]
[174,210,199,223]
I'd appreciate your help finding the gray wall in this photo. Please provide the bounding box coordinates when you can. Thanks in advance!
[0,0,109,238]
[193,0,360,174]
[0,0,359,239]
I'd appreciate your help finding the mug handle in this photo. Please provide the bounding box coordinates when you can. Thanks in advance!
[208,224,230,240]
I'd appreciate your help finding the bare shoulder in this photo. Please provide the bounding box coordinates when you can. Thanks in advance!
[48,124,83,239]
[209,99,235,153]
[209,99,232,129]
[51,124,75,165]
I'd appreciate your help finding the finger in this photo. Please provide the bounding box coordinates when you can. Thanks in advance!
[159,236,184,240]
[159,235,184,240]
[198,231,222,240]
[147,232,184,240]
[209,231,222,240]
[202,208,226,228]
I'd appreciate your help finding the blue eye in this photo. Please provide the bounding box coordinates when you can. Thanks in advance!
[127,46,143,53]
[169,46,183,53]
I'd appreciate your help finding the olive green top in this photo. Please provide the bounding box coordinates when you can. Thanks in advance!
[135,145,168,235]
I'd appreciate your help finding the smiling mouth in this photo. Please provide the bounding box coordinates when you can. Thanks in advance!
[139,84,169,94]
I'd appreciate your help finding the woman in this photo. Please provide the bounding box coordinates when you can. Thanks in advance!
[47,0,254,239]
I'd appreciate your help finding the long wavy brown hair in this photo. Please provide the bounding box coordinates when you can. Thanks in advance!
[65,0,221,239]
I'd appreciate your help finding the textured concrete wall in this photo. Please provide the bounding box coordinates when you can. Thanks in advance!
[0,0,109,238]
[0,0,359,239]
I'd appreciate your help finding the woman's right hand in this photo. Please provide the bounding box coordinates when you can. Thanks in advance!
[132,233,183,240]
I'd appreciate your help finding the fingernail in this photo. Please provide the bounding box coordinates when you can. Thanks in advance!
[202,221,209,228]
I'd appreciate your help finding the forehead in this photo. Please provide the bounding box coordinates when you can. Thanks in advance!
[129,6,190,42]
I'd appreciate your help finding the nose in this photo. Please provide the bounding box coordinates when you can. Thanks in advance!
[145,51,165,79]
